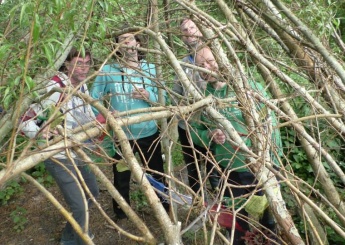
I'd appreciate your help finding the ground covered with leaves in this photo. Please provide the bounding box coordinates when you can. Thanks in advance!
[0,165,226,245]
[0,175,154,244]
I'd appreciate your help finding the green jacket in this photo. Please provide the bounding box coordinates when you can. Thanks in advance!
[191,82,282,172]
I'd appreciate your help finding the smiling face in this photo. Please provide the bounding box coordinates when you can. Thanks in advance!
[117,33,140,57]
[195,47,218,82]
[66,55,91,86]
[180,19,202,48]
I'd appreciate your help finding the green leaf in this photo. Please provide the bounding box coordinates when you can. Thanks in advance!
[24,76,35,90]
[292,154,300,162]
[0,44,12,60]
[33,14,40,42]
[13,76,21,86]
[294,162,302,169]
[31,91,39,99]
[97,21,106,38]
[98,1,108,11]
[13,216,20,223]
[43,44,52,64]
[3,86,11,100]
[3,95,13,110]
[20,3,29,26]
[326,139,340,148]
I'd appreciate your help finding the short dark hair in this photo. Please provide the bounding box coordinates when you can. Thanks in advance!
[66,47,91,62]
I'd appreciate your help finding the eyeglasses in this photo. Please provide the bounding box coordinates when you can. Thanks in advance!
[71,60,93,67]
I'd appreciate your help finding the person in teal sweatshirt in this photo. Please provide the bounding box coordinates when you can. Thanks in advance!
[191,47,282,244]
[90,27,168,219]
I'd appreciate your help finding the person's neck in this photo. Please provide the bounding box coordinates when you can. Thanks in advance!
[123,55,140,68]
[69,77,77,87]
[189,41,203,52]
[70,80,80,88]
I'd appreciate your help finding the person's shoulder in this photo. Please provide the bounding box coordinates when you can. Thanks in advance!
[141,60,155,69]
[248,80,271,97]
[248,80,262,88]
[100,63,121,72]
[50,72,69,87]
[181,55,191,63]
[140,60,156,76]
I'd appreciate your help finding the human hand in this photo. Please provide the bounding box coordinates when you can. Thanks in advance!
[132,88,149,100]
[41,127,58,140]
[208,129,226,144]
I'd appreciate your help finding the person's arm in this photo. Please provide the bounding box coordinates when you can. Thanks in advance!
[146,63,160,103]
[171,60,205,106]
[131,79,158,103]
[190,117,212,148]
[90,67,108,116]
[133,63,163,104]
[251,81,283,159]
[20,80,62,139]
[20,104,44,139]
[171,59,191,106]
[171,76,184,106]
[139,84,158,103]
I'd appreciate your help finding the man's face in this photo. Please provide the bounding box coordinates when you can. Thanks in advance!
[180,19,202,48]
[66,55,91,85]
[118,33,139,56]
[195,48,218,82]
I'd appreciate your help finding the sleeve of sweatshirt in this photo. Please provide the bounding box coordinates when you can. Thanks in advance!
[190,119,212,148]
[172,58,194,106]
[171,76,183,106]
[251,81,283,159]
[20,80,63,139]
[146,64,167,104]
[20,104,43,139]
[146,83,159,103]
[90,67,108,116]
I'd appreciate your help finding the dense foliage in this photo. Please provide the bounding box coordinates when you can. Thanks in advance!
[1,0,345,244]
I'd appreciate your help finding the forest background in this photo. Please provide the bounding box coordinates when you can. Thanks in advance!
[1,0,345,244]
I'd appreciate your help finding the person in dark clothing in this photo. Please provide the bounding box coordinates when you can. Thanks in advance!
[172,18,219,194]
[91,28,168,219]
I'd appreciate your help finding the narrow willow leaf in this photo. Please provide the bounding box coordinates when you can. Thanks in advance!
[24,76,35,91]
[32,91,40,98]
[13,76,21,86]
[43,44,52,64]
[3,96,12,110]
[0,44,11,60]
[19,3,29,26]
[3,87,11,101]
[33,14,40,42]
[3,88,13,110]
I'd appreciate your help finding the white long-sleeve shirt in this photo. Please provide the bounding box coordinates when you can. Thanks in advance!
[20,72,96,158]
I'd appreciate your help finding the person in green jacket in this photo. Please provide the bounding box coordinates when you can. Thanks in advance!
[172,18,219,194]
[191,47,282,244]
[91,26,168,219]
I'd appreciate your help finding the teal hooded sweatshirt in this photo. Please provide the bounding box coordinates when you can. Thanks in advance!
[191,81,282,172]
[91,61,161,140]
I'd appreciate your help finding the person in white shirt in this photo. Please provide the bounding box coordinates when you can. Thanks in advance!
[20,47,99,245]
